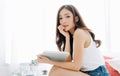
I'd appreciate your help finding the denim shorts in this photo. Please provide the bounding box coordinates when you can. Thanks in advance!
[82,65,110,76]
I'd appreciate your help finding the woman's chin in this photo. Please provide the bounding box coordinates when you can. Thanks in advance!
[64,29,68,32]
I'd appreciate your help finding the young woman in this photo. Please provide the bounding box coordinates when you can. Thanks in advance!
[37,4,110,76]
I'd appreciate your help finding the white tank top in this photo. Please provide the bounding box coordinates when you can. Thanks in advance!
[80,36,105,71]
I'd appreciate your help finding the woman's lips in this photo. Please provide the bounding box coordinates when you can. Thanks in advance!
[63,25,68,27]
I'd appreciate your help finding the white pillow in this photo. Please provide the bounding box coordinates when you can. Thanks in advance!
[106,58,120,74]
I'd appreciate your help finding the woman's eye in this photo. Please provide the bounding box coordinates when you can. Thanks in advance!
[59,16,70,20]
[59,18,62,20]
[66,16,70,18]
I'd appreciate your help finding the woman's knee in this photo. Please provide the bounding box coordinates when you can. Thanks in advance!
[48,66,61,76]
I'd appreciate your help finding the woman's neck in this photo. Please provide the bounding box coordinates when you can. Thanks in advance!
[69,27,75,36]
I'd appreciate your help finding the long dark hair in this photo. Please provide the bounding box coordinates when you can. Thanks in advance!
[56,4,101,58]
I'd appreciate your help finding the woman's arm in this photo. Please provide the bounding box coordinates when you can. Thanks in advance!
[49,29,86,71]
[64,37,72,62]
[57,25,71,61]
[38,29,86,71]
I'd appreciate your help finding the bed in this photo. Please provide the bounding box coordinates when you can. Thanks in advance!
[104,56,120,76]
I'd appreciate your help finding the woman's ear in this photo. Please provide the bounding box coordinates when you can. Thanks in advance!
[75,16,79,22]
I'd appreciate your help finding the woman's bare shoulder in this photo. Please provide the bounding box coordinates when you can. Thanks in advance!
[74,28,86,37]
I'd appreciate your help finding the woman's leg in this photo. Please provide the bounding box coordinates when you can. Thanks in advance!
[49,66,89,76]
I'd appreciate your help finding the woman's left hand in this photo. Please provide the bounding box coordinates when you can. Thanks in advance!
[37,55,51,63]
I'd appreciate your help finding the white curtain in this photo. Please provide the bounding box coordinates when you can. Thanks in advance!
[2,0,111,65]
[0,0,7,65]
[110,0,120,57]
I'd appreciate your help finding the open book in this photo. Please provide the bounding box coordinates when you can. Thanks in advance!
[40,51,69,62]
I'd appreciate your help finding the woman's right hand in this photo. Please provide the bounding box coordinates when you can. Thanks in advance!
[58,25,70,38]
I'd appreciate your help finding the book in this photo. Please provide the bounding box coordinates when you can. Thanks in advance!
[40,51,69,62]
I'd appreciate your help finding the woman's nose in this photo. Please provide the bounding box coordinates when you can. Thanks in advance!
[61,19,67,24]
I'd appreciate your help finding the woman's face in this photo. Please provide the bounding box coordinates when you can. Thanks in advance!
[59,8,75,31]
